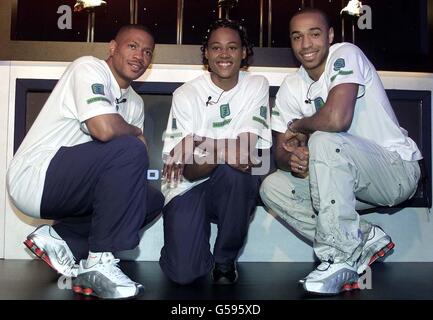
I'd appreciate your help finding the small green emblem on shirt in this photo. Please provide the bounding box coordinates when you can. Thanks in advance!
[260,106,267,119]
[91,83,105,95]
[220,104,231,118]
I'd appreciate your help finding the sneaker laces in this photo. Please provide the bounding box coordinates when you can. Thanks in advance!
[300,262,331,282]
[101,256,134,285]
[308,261,332,277]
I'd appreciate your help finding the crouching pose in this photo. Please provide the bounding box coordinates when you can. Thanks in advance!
[7,25,164,299]
[159,20,272,285]
[260,8,421,295]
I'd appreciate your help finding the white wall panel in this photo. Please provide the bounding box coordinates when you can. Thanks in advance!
[1,61,432,262]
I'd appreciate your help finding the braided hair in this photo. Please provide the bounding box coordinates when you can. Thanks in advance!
[201,19,254,71]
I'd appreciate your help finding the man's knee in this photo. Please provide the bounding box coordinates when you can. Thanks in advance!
[215,164,244,179]
[107,136,149,167]
[214,165,258,189]
[261,171,312,206]
[308,131,343,161]
[259,172,299,207]
[259,174,278,207]
[308,131,339,151]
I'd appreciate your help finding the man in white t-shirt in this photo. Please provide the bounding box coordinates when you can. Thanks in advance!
[159,20,272,285]
[260,8,422,295]
[6,25,164,299]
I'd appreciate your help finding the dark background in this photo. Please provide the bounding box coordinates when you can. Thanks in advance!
[11,0,433,72]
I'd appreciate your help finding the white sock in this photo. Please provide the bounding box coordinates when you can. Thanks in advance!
[86,251,104,268]
[86,251,116,268]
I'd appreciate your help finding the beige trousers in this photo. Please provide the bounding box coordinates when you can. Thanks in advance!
[260,131,420,263]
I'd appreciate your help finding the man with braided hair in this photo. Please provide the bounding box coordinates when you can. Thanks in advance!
[160,19,272,285]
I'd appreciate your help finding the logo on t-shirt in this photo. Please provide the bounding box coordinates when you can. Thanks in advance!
[314,97,325,111]
[260,106,268,119]
[220,104,231,118]
[333,58,346,71]
[331,58,354,82]
[91,83,105,95]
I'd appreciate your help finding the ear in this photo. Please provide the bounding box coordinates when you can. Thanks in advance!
[108,40,117,56]
[204,47,209,60]
[242,46,247,59]
[328,27,334,45]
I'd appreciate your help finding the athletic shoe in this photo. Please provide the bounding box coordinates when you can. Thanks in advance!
[303,261,359,295]
[72,252,144,299]
[212,262,238,285]
[357,225,395,274]
[24,224,78,277]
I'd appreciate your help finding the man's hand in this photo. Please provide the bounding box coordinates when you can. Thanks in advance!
[162,162,184,187]
[226,146,252,173]
[282,130,309,178]
[222,133,258,173]
[162,135,195,186]
[283,129,308,148]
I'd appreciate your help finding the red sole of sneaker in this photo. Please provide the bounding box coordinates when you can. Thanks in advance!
[73,285,94,296]
[342,282,360,292]
[23,239,55,271]
[367,241,395,267]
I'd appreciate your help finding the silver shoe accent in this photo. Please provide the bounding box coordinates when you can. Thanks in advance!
[72,253,144,299]
[303,262,359,295]
[24,224,78,278]
[357,225,394,274]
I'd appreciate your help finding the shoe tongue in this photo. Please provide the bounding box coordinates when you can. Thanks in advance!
[86,252,114,268]
[100,252,115,263]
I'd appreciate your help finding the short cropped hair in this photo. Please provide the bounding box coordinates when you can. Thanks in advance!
[290,7,332,30]
[114,24,155,42]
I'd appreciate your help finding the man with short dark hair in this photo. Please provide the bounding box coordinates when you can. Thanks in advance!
[7,25,164,299]
[260,8,422,295]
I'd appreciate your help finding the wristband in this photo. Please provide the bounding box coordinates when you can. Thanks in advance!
[287,119,299,133]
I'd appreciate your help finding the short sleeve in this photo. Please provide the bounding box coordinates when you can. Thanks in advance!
[327,44,369,92]
[130,98,145,132]
[271,76,304,134]
[71,61,118,123]
[162,89,194,155]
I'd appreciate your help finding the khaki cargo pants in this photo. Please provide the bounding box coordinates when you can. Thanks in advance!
[260,131,420,263]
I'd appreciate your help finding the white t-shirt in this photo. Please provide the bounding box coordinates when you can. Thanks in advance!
[7,56,145,218]
[162,72,272,205]
[272,42,422,162]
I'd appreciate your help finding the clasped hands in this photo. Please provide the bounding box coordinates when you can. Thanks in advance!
[283,129,309,178]
[162,135,258,185]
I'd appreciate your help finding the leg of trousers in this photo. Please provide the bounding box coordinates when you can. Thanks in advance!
[40,136,164,260]
[159,164,260,284]
[52,185,164,260]
[261,131,420,263]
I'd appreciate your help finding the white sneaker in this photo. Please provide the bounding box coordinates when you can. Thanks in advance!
[303,262,359,295]
[24,224,78,278]
[357,225,394,274]
[72,253,144,299]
